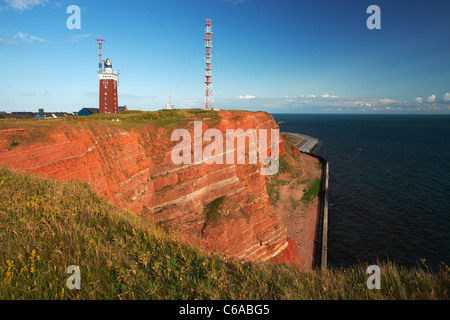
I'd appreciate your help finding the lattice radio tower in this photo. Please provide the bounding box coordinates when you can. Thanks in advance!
[204,19,214,109]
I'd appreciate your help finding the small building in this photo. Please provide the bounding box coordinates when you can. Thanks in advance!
[1,109,74,120]
[11,112,35,119]
[118,105,128,113]
[78,108,99,116]
[34,109,73,119]
[0,114,16,119]
[0,113,33,120]
[166,95,174,110]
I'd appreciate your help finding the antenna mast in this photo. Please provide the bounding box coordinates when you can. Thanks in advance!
[95,39,105,74]
[204,19,213,110]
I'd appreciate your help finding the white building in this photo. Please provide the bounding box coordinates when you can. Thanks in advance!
[166,94,174,110]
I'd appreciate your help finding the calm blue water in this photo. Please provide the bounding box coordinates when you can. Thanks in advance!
[273,114,450,270]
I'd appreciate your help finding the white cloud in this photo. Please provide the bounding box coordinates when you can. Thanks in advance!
[321,93,338,98]
[5,0,48,11]
[21,72,36,78]
[53,1,63,9]
[85,91,156,100]
[219,92,450,113]
[14,31,48,43]
[426,94,436,103]
[183,99,200,106]
[0,37,15,46]
[378,98,397,104]
[415,97,424,103]
[84,91,97,97]
[121,93,157,100]
[68,34,91,43]
[238,95,256,100]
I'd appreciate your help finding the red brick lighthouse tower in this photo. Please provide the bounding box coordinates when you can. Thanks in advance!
[96,39,119,114]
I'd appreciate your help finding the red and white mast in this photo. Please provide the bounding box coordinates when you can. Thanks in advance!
[204,19,213,110]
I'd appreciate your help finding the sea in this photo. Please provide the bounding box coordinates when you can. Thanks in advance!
[273,113,450,271]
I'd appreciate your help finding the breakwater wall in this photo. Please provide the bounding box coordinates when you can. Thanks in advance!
[308,153,329,270]
[283,132,329,270]
[286,133,319,153]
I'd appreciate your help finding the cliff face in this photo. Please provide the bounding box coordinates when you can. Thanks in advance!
[0,111,301,267]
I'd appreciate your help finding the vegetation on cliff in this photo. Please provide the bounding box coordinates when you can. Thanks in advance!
[0,109,223,132]
[0,167,448,300]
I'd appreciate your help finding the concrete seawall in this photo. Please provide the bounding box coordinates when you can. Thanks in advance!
[284,132,319,153]
[283,132,329,270]
[309,153,329,270]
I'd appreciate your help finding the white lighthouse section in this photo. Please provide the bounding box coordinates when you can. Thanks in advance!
[98,58,118,81]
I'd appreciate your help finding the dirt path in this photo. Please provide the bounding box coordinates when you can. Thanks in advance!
[275,135,321,272]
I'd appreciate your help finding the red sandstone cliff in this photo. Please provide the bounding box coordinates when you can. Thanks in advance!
[0,111,301,268]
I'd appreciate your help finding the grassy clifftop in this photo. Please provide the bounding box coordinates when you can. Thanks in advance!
[0,109,223,132]
[0,167,449,300]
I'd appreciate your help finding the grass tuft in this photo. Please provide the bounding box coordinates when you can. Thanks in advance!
[301,178,321,203]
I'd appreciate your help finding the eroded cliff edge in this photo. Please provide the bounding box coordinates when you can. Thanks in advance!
[0,110,302,268]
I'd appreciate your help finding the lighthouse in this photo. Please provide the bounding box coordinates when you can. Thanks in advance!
[96,40,119,114]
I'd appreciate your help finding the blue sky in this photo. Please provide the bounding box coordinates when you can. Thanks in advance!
[0,0,449,113]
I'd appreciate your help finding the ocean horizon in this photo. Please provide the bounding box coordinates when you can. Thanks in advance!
[274,113,450,271]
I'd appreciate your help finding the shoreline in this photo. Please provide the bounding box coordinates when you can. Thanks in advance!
[281,132,328,271]
[283,132,319,153]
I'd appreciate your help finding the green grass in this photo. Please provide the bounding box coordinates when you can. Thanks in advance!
[0,110,222,132]
[317,162,323,170]
[302,178,321,203]
[290,197,301,210]
[265,141,300,205]
[204,197,250,227]
[0,110,225,149]
[266,182,280,204]
[9,141,20,148]
[0,167,449,300]
[204,196,227,224]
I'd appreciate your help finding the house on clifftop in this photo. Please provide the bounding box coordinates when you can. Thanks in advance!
[78,108,99,116]
[78,106,126,116]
